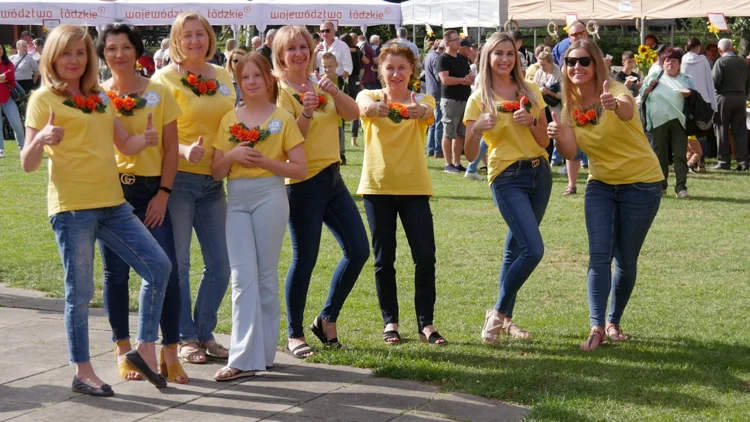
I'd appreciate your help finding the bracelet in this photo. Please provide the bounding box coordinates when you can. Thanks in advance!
[471,128,482,138]
[159,186,172,195]
[301,111,313,119]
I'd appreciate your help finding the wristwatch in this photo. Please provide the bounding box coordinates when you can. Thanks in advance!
[614,98,621,110]
[159,186,172,195]
[530,117,538,127]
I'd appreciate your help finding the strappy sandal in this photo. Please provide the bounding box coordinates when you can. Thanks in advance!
[214,366,255,382]
[178,342,207,364]
[580,328,606,351]
[200,340,229,360]
[606,324,630,342]
[114,339,141,381]
[310,316,342,349]
[563,186,577,195]
[502,321,532,339]
[285,342,314,359]
[481,309,503,344]
[419,329,446,346]
[382,330,401,344]
[160,345,188,384]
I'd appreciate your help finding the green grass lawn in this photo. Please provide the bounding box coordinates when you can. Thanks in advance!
[1,140,749,421]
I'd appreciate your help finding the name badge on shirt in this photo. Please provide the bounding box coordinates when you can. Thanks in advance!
[143,91,161,107]
[219,84,232,96]
[267,119,283,134]
[97,91,110,105]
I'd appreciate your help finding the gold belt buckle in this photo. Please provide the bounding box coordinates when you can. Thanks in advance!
[120,174,136,185]
[531,158,541,168]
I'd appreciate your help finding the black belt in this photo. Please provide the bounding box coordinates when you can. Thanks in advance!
[119,174,161,185]
[506,157,546,170]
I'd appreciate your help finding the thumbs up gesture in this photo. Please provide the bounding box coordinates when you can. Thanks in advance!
[546,110,568,140]
[142,112,158,147]
[367,91,391,118]
[405,91,427,119]
[474,102,497,133]
[301,83,319,116]
[185,135,205,163]
[39,108,64,146]
[600,80,617,111]
[513,96,533,126]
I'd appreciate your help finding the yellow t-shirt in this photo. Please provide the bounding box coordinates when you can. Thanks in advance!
[356,90,435,196]
[277,80,340,183]
[113,82,182,176]
[151,64,236,175]
[25,87,124,216]
[573,82,664,185]
[463,85,549,184]
[213,107,304,179]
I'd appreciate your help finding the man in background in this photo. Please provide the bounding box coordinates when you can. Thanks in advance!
[424,41,445,158]
[258,29,276,67]
[712,38,750,171]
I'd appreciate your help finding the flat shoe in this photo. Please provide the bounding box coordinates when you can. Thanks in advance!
[382,330,401,344]
[419,330,446,345]
[71,376,114,397]
[214,366,255,382]
[125,350,168,388]
[285,343,314,359]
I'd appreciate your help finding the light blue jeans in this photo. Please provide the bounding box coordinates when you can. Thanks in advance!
[226,177,287,371]
[467,139,488,174]
[0,99,25,150]
[426,104,443,156]
[50,202,171,363]
[168,171,230,343]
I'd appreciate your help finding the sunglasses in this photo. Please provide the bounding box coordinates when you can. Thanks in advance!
[564,56,594,67]
[320,29,331,34]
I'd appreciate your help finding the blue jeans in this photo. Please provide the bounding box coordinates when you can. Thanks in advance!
[168,171,230,343]
[585,180,661,327]
[50,202,171,363]
[0,99,25,150]
[363,195,436,330]
[285,164,370,338]
[101,180,181,345]
[467,139,488,174]
[426,104,443,156]
[491,162,552,317]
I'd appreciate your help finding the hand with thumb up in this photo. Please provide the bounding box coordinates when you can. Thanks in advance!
[39,109,65,146]
[600,79,617,111]
[546,110,568,140]
[366,91,391,118]
[186,136,205,163]
[473,102,497,134]
[405,91,427,119]
[142,112,158,147]
[513,96,534,127]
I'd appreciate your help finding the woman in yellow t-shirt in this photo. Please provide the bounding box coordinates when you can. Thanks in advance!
[463,32,552,344]
[21,25,172,396]
[547,39,663,351]
[150,12,236,364]
[211,53,306,381]
[96,23,188,384]
[273,26,369,358]
[355,43,443,345]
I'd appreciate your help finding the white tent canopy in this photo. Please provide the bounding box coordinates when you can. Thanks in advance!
[115,0,259,26]
[0,0,116,25]
[256,0,401,32]
[401,0,502,29]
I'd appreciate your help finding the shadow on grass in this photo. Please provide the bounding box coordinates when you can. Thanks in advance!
[686,195,750,205]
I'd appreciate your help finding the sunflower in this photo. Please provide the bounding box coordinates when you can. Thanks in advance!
[638,45,650,55]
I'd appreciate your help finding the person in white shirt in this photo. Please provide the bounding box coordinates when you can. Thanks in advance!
[314,21,352,84]
[154,38,170,70]
[251,36,262,51]
[9,39,39,92]
[396,27,420,62]
[32,38,44,63]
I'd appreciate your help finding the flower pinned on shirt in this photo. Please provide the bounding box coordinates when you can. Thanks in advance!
[386,101,411,123]
[180,71,219,97]
[107,91,147,116]
[63,94,106,114]
[228,122,271,147]
[497,94,532,113]
[293,92,327,111]
[572,105,602,127]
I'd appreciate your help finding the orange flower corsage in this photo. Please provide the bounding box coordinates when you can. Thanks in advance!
[497,94,531,113]
[572,105,602,127]
[386,102,411,123]
[107,91,147,116]
[228,122,270,147]
[181,71,219,97]
[293,92,327,111]
[63,94,106,114]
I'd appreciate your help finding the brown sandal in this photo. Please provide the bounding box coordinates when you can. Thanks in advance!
[580,328,606,351]
[563,186,577,195]
[201,341,229,360]
[178,342,207,364]
[606,324,630,342]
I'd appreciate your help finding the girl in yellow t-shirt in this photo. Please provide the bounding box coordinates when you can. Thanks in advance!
[21,25,172,396]
[96,23,188,385]
[211,53,306,381]
[355,42,444,345]
[547,39,663,351]
[463,32,552,344]
[150,12,236,364]
[273,25,369,358]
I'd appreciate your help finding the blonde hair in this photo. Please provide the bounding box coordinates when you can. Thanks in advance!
[225,38,237,53]
[271,25,316,78]
[476,32,538,114]
[40,25,100,96]
[226,48,246,76]
[536,47,553,63]
[169,12,216,63]
[560,39,613,124]
[235,52,279,103]
[377,41,420,87]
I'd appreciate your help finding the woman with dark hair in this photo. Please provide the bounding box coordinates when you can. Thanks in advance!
[0,42,26,156]
[96,23,188,384]
[641,47,695,199]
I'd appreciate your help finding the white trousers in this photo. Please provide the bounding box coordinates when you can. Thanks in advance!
[226,176,288,371]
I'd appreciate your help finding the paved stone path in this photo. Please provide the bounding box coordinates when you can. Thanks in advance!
[0,284,529,421]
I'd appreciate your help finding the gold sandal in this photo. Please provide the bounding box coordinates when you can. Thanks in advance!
[200,340,229,360]
[160,345,188,384]
[502,321,532,339]
[114,339,141,381]
[178,342,207,364]
[481,309,504,344]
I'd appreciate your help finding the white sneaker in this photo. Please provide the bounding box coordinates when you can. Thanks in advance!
[464,171,483,181]
[0,149,5,158]
[558,166,567,175]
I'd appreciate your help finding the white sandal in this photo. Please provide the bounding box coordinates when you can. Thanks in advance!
[214,366,255,382]
[481,309,504,344]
